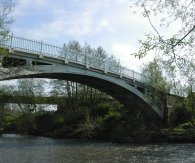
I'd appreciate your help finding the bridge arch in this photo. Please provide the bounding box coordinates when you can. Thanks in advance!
[2,63,163,121]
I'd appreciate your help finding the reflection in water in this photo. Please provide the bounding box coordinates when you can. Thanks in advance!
[0,134,195,163]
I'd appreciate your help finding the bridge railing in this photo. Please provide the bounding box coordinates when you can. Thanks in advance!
[0,34,146,83]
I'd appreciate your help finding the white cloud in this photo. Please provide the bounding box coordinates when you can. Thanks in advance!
[99,20,109,28]
[13,0,50,16]
[16,12,93,40]
[13,1,117,40]
[111,43,154,71]
[115,0,127,5]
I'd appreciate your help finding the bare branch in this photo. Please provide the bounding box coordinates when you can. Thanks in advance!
[172,25,195,48]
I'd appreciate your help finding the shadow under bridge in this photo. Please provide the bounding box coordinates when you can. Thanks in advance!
[1,63,164,121]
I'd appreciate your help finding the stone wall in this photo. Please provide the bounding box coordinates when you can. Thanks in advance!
[164,95,183,126]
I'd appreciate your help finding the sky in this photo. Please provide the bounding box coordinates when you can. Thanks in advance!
[10,0,156,72]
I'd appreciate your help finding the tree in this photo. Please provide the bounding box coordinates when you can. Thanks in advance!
[0,84,16,133]
[4,78,48,134]
[142,58,171,92]
[0,0,15,36]
[0,0,16,75]
[61,40,82,62]
[14,78,46,114]
[131,0,195,85]
[61,38,121,73]
[141,58,171,108]
[95,46,107,60]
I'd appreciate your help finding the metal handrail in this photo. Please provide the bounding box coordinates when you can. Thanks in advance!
[0,34,146,83]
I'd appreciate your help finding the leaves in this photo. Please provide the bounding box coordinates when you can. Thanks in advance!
[0,0,15,36]
[142,58,171,93]
[0,0,16,76]
[131,0,195,84]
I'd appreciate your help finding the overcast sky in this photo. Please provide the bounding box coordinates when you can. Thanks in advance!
[10,0,159,72]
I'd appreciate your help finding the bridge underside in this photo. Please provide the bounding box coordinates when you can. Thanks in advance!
[2,71,163,122]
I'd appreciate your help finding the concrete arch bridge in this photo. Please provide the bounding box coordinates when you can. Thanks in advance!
[0,35,164,121]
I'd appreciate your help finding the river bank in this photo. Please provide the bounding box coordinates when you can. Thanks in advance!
[150,128,195,144]
[3,124,195,144]
[2,108,195,144]
[112,129,195,144]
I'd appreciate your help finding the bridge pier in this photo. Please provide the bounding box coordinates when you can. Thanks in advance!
[163,95,182,127]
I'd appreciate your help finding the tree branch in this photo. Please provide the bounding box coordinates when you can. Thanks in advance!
[172,25,195,48]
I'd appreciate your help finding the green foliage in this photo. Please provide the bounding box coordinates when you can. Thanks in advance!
[170,104,193,126]
[3,114,17,124]
[0,0,15,35]
[131,0,195,91]
[0,0,15,71]
[14,79,47,114]
[34,113,64,134]
[3,98,156,142]
[131,0,194,60]
[141,58,170,107]
[172,128,186,135]
[169,92,195,127]
[142,58,171,92]
[15,114,36,134]
[0,48,9,57]
[103,111,121,130]
[92,102,113,118]
[177,122,195,130]
[74,121,97,139]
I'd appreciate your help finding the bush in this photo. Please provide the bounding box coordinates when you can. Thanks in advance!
[170,105,193,126]
[92,102,113,118]
[15,114,36,134]
[34,113,64,134]
[74,121,97,139]
[177,122,194,129]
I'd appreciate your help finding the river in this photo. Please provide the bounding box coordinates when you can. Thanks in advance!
[0,134,195,163]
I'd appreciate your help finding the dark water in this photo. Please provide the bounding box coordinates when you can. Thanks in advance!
[1,134,195,163]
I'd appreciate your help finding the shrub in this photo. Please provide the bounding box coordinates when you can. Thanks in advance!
[74,121,97,139]
[34,113,64,134]
[170,106,193,126]
[15,114,36,134]
[177,122,194,129]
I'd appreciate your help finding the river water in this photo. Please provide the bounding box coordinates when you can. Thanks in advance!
[0,134,195,163]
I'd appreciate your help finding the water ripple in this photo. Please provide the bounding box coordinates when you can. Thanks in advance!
[0,134,195,163]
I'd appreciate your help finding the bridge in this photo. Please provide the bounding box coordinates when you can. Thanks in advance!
[0,34,164,121]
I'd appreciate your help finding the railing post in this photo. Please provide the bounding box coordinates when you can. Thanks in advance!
[65,49,67,59]
[40,41,43,54]
[38,41,43,58]
[65,49,68,64]
[119,65,122,78]
[117,61,120,73]
[104,59,107,74]
[76,51,78,62]
[10,33,13,47]
[85,51,89,69]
